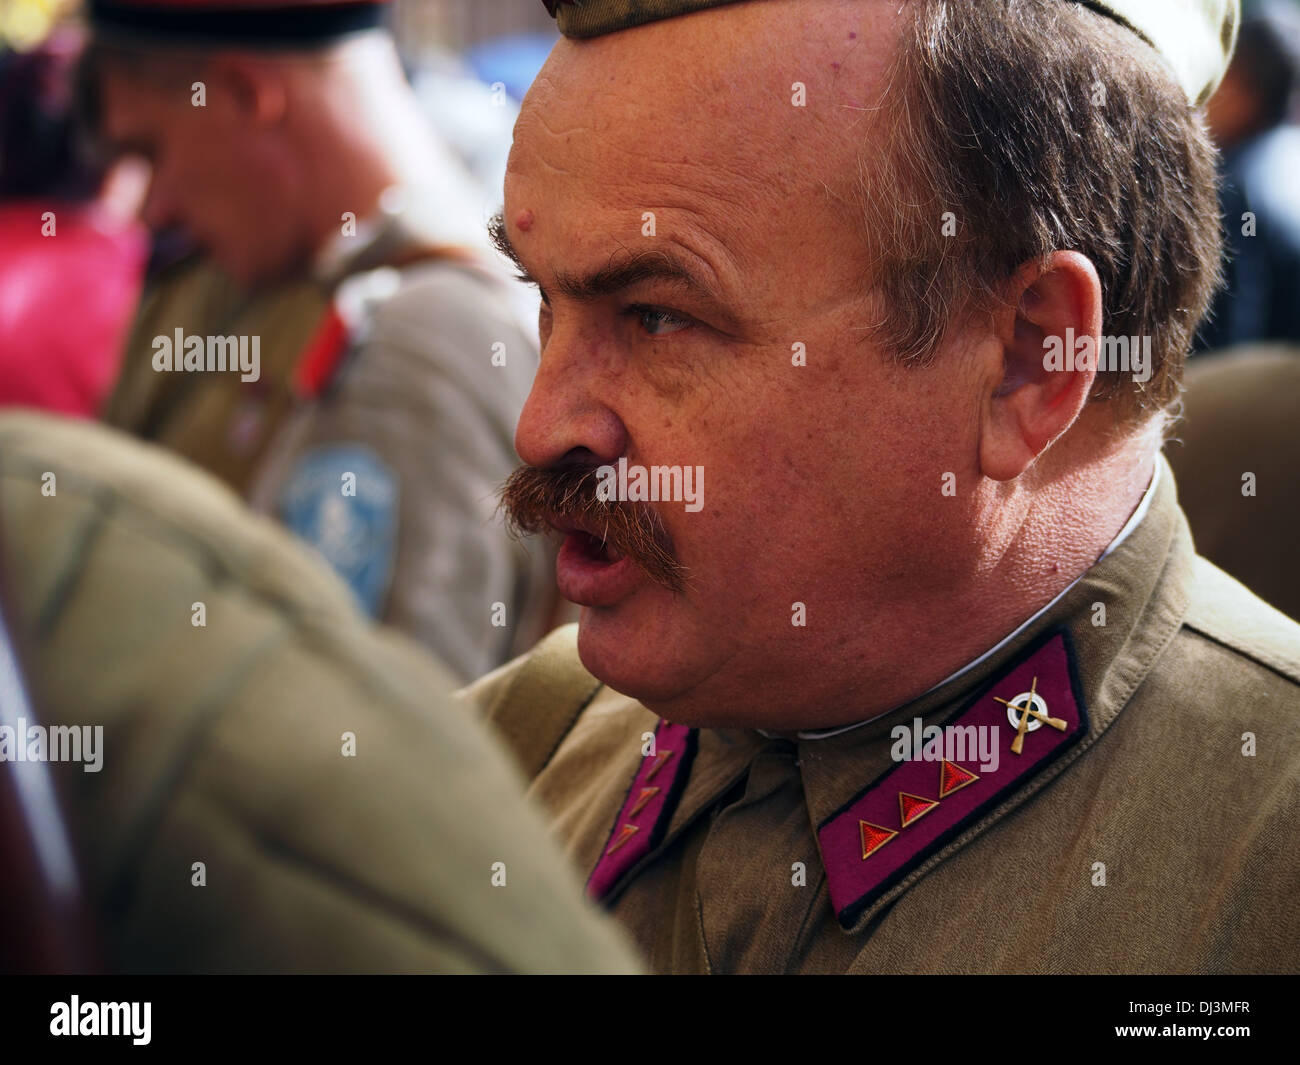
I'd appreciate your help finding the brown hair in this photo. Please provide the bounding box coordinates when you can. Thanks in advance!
[859,0,1224,420]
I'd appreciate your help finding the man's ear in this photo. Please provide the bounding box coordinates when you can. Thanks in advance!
[980,250,1103,482]
[206,52,288,127]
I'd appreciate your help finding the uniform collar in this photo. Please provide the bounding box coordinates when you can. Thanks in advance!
[793,454,1195,928]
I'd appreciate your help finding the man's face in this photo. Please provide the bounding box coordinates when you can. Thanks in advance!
[504,0,993,729]
[99,62,302,286]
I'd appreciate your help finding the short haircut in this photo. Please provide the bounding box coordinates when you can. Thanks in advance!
[74,39,219,142]
[858,0,1224,422]
[72,34,348,140]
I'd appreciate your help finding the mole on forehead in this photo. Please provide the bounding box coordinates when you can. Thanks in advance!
[515,209,535,233]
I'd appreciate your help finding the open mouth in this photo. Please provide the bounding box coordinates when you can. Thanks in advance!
[554,525,642,608]
[570,529,625,565]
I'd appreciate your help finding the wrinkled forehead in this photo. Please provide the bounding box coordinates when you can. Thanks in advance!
[507,0,901,232]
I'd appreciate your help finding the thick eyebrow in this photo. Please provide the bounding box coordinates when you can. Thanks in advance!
[488,212,540,284]
[487,211,727,306]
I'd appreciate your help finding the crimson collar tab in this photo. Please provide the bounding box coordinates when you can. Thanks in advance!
[818,628,1090,928]
[588,718,698,901]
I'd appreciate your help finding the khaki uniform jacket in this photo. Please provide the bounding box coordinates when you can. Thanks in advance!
[462,458,1300,974]
[0,412,640,974]
[103,209,553,682]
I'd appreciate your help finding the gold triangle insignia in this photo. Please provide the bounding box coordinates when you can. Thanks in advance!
[860,820,898,859]
[645,748,675,781]
[627,786,660,818]
[898,791,939,828]
[938,758,979,797]
[606,823,639,854]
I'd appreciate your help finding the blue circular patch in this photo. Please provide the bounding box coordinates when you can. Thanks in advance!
[279,445,399,616]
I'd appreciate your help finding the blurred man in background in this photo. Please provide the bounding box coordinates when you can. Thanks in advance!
[1200,0,1300,349]
[79,0,556,681]
[1175,1,1300,622]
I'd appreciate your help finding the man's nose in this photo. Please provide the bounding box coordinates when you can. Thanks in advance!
[514,325,628,469]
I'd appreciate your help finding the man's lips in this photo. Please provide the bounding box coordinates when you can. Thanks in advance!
[550,519,645,607]
[546,517,623,559]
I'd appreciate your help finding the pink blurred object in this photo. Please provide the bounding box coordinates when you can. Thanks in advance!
[0,201,146,418]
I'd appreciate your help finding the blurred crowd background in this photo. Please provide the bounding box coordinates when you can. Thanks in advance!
[0,0,561,416]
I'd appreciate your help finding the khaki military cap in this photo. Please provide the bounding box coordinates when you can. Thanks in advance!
[543,0,1240,106]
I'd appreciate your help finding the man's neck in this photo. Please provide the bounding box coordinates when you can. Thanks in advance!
[794,432,1162,732]
[786,451,1161,741]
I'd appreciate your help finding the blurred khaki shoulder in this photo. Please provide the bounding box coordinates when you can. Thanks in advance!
[0,412,641,974]
[1168,345,1300,621]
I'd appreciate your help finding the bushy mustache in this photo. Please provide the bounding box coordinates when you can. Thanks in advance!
[499,464,687,593]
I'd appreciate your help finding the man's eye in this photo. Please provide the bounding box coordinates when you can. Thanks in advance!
[628,305,691,336]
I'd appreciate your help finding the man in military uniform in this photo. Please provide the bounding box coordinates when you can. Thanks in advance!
[82,0,556,681]
[464,0,1300,973]
[0,410,640,974]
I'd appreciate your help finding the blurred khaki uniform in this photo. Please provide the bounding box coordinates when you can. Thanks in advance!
[0,411,640,974]
[104,202,554,681]
[1167,345,1300,621]
[462,459,1300,973]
